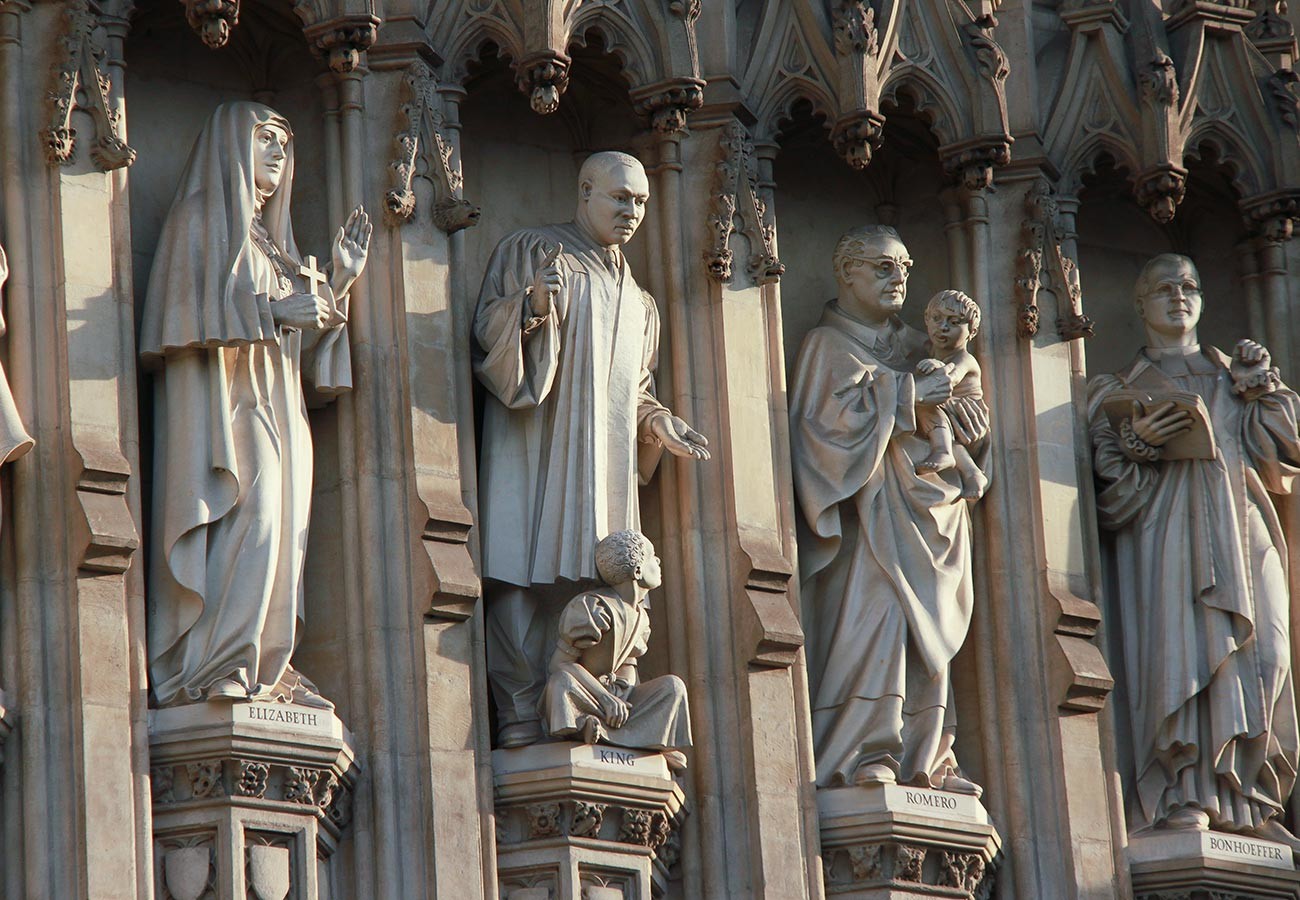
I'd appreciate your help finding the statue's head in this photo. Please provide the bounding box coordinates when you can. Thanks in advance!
[832,225,912,324]
[1134,253,1201,341]
[595,530,661,591]
[253,120,291,200]
[925,289,980,351]
[575,151,650,248]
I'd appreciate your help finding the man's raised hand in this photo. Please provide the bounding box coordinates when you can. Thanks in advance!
[531,242,565,317]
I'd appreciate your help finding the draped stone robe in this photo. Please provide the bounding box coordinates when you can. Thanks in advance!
[473,223,667,588]
[791,303,986,788]
[1089,344,1300,832]
[140,102,350,707]
[540,586,692,751]
[0,270,34,526]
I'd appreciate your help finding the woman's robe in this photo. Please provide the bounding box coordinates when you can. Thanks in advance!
[140,103,350,706]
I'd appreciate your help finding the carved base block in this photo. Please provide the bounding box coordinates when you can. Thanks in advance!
[818,784,1001,899]
[149,702,358,900]
[1129,829,1300,900]
[493,743,687,900]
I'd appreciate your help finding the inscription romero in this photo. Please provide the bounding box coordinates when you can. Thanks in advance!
[905,790,959,811]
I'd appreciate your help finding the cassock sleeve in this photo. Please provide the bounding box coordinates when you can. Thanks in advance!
[790,327,917,582]
[555,594,613,660]
[1241,381,1300,494]
[300,282,352,404]
[636,291,671,483]
[1087,374,1159,530]
[472,230,562,409]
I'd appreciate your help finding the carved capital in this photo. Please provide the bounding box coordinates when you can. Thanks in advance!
[182,0,240,48]
[1242,190,1300,239]
[1138,50,1180,108]
[42,0,135,171]
[634,79,705,134]
[1134,165,1187,224]
[941,140,1012,190]
[293,1,381,74]
[516,51,570,115]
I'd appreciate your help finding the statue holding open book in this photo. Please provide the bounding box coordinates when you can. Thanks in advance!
[1088,253,1300,853]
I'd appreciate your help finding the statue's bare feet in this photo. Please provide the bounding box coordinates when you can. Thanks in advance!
[1162,806,1209,831]
[851,762,897,786]
[916,451,955,474]
[580,716,605,744]
[206,677,247,702]
[960,470,991,501]
[498,721,543,748]
[662,749,688,772]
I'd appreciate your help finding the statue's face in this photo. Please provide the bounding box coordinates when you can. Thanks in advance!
[840,236,912,322]
[252,123,289,196]
[579,162,650,246]
[1137,258,1202,338]
[636,546,662,592]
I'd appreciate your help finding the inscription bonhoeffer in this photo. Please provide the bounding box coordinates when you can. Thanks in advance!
[1207,834,1288,863]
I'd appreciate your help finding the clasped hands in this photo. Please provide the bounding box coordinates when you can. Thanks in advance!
[914,361,988,444]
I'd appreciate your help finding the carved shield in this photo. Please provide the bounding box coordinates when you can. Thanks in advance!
[247,844,291,900]
[163,846,211,900]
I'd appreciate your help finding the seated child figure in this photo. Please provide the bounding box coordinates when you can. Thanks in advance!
[915,289,990,500]
[539,530,692,771]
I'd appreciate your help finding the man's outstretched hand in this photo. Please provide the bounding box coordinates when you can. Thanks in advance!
[650,412,711,461]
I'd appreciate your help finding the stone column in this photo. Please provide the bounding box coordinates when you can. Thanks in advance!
[952,174,1125,900]
[641,111,823,900]
[296,44,494,900]
[0,2,149,897]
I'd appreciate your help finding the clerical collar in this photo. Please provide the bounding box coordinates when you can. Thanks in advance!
[568,221,623,274]
[1142,343,1216,376]
[830,302,897,347]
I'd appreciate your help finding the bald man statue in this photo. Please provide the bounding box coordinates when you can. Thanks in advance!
[473,151,709,747]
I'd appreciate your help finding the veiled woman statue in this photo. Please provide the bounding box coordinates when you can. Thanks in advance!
[140,102,370,708]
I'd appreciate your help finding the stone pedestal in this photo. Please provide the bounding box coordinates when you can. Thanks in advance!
[149,702,358,900]
[817,784,1001,899]
[493,743,687,899]
[1129,829,1300,899]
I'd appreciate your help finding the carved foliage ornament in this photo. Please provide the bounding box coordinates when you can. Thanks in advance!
[386,62,480,233]
[42,0,136,171]
[1016,178,1094,341]
[183,0,240,49]
[830,0,885,169]
[704,123,784,286]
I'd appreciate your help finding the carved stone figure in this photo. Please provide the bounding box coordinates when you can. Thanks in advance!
[539,530,691,770]
[790,225,989,792]
[140,102,371,708]
[0,243,34,523]
[1089,253,1300,851]
[915,290,989,500]
[473,151,709,747]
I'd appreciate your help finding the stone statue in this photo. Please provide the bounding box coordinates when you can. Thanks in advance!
[1088,253,1300,850]
[140,102,371,708]
[540,530,691,770]
[789,225,989,792]
[0,243,34,522]
[473,150,709,747]
[915,290,989,500]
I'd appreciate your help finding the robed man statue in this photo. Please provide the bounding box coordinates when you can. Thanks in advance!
[790,225,989,793]
[1090,253,1300,851]
[473,151,709,747]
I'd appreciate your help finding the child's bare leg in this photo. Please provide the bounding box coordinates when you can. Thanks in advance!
[954,444,990,500]
[916,421,956,474]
